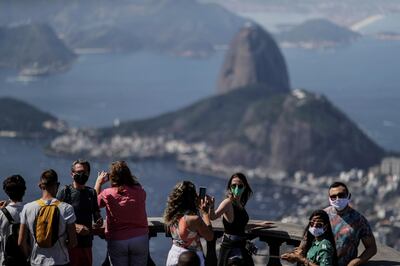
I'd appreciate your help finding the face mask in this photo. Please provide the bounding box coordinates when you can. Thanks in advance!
[73,172,89,185]
[231,186,244,197]
[329,197,349,211]
[308,226,326,237]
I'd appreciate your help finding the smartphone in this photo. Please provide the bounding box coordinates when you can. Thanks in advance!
[199,186,206,199]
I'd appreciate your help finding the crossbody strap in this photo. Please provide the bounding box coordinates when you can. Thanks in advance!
[1,207,15,224]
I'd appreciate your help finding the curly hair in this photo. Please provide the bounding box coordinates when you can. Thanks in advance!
[226,172,253,206]
[109,161,139,191]
[164,181,198,226]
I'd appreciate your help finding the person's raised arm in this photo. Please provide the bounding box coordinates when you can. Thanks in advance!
[189,198,214,241]
[92,189,103,227]
[95,171,108,196]
[209,197,233,223]
[347,235,377,266]
[191,213,214,241]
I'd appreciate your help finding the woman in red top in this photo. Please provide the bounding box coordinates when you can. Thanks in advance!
[95,161,149,266]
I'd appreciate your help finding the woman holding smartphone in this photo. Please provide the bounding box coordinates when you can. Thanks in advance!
[209,173,254,266]
[95,161,149,266]
[164,181,213,266]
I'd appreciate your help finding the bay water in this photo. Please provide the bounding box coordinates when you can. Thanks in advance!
[1,19,400,263]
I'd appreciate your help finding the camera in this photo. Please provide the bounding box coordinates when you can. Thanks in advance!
[245,240,258,255]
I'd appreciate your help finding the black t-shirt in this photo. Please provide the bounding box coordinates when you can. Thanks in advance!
[56,185,100,247]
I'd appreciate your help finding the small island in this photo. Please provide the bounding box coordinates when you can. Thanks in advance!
[276,18,361,49]
[0,23,76,76]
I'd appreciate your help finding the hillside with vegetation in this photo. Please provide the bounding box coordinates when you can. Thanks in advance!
[0,0,248,57]
[277,19,361,48]
[0,97,66,137]
[49,24,384,175]
[0,23,76,75]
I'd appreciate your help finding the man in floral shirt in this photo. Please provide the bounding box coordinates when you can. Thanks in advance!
[324,182,377,266]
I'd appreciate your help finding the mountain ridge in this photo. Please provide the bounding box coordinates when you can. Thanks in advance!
[0,23,76,75]
[48,24,385,175]
[0,97,67,137]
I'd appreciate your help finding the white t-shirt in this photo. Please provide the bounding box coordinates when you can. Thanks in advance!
[20,198,76,266]
[0,201,24,265]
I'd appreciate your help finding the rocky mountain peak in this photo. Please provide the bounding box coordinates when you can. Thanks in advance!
[217,23,290,94]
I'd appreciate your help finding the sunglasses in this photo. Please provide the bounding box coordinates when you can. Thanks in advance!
[329,192,348,200]
[230,184,244,189]
[309,221,325,228]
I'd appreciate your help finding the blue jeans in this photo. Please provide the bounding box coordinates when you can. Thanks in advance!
[107,234,149,266]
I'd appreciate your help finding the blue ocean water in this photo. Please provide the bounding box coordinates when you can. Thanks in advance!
[284,37,400,151]
[1,17,400,263]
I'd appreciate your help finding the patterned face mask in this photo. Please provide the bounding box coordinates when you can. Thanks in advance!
[308,226,326,237]
[329,197,349,211]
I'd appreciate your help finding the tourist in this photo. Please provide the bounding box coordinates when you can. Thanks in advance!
[95,161,149,266]
[324,182,376,266]
[281,209,338,266]
[0,175,27,265]
[177,250,201,266]
[164,181,213,266]
[57,159,102,266]
[209,172,261,266]
[18,169,77,265]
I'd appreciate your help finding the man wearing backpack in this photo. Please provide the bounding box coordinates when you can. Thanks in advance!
[18,169,77,266]
[0,174,27,266]
[57,160,102,266]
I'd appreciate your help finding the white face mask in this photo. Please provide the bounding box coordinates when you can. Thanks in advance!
[329,197,349,211]
[308,226,326,237]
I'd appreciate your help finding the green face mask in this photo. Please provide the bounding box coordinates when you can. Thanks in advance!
[231,186,244,197]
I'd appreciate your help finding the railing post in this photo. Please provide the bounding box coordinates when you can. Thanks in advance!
[205,231,223,266]
[147,228,158,266]
[259,236,284,266]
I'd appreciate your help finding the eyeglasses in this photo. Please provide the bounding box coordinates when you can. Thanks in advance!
[309,221,324,228]
[230,184,244,189]
[329,192,348,200]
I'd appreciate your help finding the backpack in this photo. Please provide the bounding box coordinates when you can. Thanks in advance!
[34,199,61,248]
[1,207,28,266]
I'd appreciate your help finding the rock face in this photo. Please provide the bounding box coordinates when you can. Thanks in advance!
[217,24,290,94]
[0,97,67,137]
[0,23,76,75]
